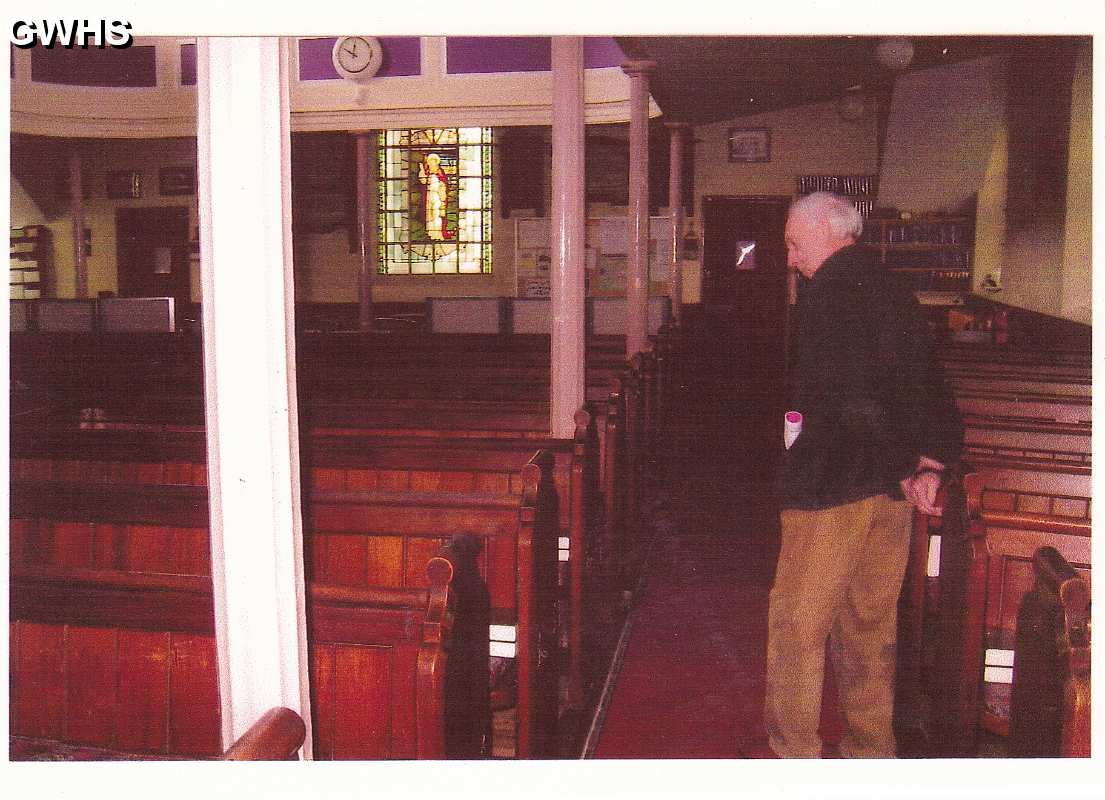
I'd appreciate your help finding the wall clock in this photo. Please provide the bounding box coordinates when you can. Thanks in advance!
[331,36,383,83]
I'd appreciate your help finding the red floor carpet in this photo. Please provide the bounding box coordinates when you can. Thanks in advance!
[588,316,844,759]
[588,503,844,759]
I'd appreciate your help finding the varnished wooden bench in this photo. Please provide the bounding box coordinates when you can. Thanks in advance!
[12,706,306,761]
[962,417,1090,465]
[955,392,1091,426]
[9,548,480,760]
[10,409,618,717]
[921,469,1091,756]
[10,461,557,758]
[221,707,307,760]
[303,460,559,758]
[946,372,1091,399]
[1009,546,1090,758]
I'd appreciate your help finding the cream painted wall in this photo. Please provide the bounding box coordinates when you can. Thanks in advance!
[973,42,1091,325]
[10,177,44,228]
[878,56,1008,214]
[971,128,1008,297]
[32,132,663,304]
[1059,42,1092,324]
[23,138,200,300]
[294,204,519,303]
[693,100,879,214]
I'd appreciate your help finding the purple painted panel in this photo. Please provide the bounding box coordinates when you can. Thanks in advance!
[584,37,625,69]
[30,45,157,87]
[446,37,551,74]
[180,44,196,86]
[376,37,422,77]
[298,37,421,80]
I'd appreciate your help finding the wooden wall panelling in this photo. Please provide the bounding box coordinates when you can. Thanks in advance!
[115,629,172,753]
[331,645,392,759]
[167,634,222,756]
[11,622,68,740]
[65,626,118,747]
[308,644,337,759]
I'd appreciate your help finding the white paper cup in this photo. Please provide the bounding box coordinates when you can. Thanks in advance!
[784,410,803,449]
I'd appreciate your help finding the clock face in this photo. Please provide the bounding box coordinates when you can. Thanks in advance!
[332,36,382,80]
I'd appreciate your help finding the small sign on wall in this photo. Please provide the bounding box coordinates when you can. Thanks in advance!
[727,128,771,163]
[735,240,757,270]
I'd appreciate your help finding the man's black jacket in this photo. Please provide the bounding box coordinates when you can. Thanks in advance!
[778,243,963,510]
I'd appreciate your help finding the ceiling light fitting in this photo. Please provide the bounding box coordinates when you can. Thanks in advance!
[875,37,915,70]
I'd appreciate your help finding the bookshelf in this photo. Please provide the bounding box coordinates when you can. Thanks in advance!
[10,225,52,300]
[862,215,973,306]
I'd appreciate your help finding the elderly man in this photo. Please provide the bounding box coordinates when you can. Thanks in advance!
[761,192,962,758]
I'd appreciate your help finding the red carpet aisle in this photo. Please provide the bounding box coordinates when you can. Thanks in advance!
[584,502,845,758]
[586,507,769,758]
[586,312,843,758]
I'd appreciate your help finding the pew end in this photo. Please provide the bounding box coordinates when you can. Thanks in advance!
[1009,546,1091,758]
[221,707,307,760]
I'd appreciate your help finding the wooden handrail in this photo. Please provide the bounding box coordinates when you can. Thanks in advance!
[221,708,306,760]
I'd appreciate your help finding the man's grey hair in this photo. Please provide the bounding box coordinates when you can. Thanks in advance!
[790,192,864,241]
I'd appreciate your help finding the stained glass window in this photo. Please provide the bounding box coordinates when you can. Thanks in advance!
[378,127,493,275]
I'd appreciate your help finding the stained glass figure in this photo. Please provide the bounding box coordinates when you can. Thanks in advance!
[378,127,493,275]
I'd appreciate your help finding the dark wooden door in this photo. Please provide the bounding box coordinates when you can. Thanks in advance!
[701,195,790,398]
[115,207,191,308]
[700,195,791,576]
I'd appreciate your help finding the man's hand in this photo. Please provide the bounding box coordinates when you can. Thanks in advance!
[900,456,946,516]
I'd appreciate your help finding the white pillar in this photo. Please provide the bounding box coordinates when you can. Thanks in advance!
[68,151,88,298]
[622,60,656,358]
[550,36,587,439]
[196,36,312,758]
[666,122,690,323]
[355,132,377,330]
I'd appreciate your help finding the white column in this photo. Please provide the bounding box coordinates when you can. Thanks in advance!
[68,151,88,298]
[550,36,586,439]
[196,36,312,758]
[622,60,656,358]
[666,122,690,323]
[355,132,377,330]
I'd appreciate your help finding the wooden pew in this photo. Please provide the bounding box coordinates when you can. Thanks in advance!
[10,462,557,758]
[924,468,1091,756]
[962,418,1090,464]
[21,384,644,583]
[937,343,1090,369]
[221,707,307,760]
[946,372,1091,399]
[11,408,618,719]
[1008,546,1091,758]
[941,360,1090,383]
[303,458,560,758]
[955,392,1091,426]
[7,545,483,760]
[9,330,638,406]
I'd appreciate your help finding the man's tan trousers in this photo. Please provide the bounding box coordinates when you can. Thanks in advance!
[764,494,913,758]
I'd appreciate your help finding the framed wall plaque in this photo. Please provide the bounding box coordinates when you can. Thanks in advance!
[727,128,771,163]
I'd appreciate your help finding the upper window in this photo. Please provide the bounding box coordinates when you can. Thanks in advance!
[378,127,493,275]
